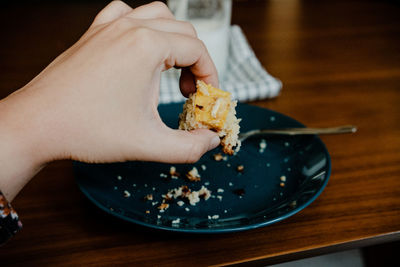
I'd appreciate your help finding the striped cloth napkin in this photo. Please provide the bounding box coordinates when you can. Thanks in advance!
[159,25,282,104]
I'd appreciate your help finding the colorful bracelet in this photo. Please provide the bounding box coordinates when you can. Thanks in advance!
[0,191,22,245]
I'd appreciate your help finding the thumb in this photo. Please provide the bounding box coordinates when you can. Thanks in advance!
[149,128,220,163]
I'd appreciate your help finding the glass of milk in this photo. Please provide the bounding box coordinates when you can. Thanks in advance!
[168,0,232,78]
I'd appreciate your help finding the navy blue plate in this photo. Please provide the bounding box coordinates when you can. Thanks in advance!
[74,103,331,233]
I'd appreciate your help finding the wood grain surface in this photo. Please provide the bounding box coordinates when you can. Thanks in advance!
[1,0,400,266]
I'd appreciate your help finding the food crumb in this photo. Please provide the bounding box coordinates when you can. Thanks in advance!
[152,201,158,206]
[157,215,161,219]
[144,194,153,201]
[117,175,122,180]
[114,186,118,190]
[188,191,200,206]
[209,215,219,220]
[227,163,231,167]
[177,200,185,207]
[222,156,228,161]
[270,116,276,122]
[145,210,150,214]
[185,207,190,212]
[280,182,285,187]
[123,190,131,198]
[284,142,290,147]
[144,184,148,187]
[186,167,201,182]
[133,184,137,187]
[224,210,228,213]
[152,187,156,191]
[201,164,207,171]
[237,165,244,173]
[260,139,267,149]
[204,181,210,186]
[199,186,212,200]
[217,188,224,193]
[228,182,233,187]
[170,166,176,174]
[259,139,267,153]
[217,195,223,201]
[213,153,223,161]
[170,166,180,179]
[158,203,169,211]
[160,173,168,178]
[161,185,211,207]
[280,175,286,182]
[171,218,180,225]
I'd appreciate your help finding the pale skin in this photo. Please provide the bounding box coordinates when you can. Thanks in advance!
[0,1,220,201]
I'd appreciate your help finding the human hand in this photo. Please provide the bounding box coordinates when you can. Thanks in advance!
[0,1,220,199]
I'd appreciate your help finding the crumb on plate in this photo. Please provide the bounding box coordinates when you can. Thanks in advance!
[123,190,131,198]
[170,166,180,179]
[158,203,169,212]
[144,194,153,201]
[186,167,201,182]
[213,153,223,161]
[237,165,244,173]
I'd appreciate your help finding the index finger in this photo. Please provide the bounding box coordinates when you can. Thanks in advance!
[160,32,219,96]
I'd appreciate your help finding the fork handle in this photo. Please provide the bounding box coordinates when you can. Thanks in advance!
[259,125,357,135]
[239,125,357,141]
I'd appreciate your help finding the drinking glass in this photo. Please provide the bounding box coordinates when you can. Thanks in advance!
[168,0,232,78]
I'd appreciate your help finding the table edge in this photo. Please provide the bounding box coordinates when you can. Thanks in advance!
[216,231,400,266]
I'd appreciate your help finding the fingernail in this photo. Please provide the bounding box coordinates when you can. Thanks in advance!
[209,135,220,150]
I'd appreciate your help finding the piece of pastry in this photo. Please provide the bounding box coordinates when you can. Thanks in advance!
[179,80,241,155]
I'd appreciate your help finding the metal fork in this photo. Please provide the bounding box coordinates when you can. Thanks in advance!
[238,125,357,142]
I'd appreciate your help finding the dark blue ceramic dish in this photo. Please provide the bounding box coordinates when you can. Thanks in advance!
[74,103,331,233]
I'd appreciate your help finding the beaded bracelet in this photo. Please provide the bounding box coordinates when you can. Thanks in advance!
[0,191,22,245]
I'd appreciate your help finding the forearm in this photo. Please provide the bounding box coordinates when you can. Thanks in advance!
[0,90,48,201]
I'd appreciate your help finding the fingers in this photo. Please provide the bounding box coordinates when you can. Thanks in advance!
[92,1,174,27]
[92,1,218,96]
[147,127,220,163]
[127,1,175,20]
[92,1,133,26]
[128,18,197,38]
[160,32,219,91]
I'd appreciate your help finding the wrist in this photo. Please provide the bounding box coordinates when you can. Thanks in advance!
[0,89,50,200]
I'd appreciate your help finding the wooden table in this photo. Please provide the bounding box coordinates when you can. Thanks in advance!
[1,0,400,265]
